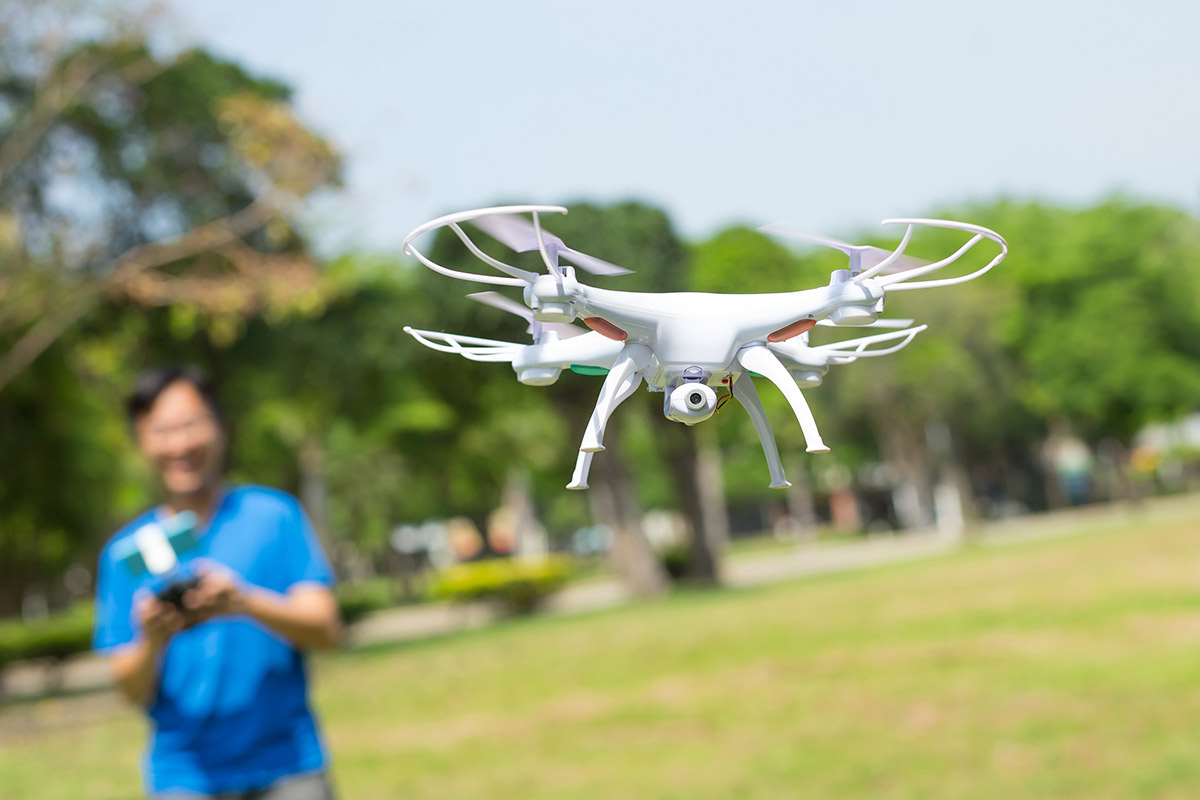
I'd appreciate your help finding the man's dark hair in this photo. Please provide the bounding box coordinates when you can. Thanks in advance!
[126,364,222,424]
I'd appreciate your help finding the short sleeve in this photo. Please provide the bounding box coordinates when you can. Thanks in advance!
[279,495,336,590]
[92,543,137,652]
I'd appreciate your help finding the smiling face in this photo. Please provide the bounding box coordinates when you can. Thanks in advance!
[134,379,226,501]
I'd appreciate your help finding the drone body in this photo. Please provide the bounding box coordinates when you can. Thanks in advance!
[403,205,1007,490]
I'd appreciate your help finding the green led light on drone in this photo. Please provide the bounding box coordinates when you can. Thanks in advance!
[570,365,610,376]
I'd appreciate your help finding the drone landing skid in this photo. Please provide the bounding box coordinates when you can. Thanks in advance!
[578,343,652,453]
[736,345,829,455]
[730,375,791,489]
[566,451,594,491]
[568,367,646,490]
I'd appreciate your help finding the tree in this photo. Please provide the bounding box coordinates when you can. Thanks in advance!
[807,197,1200,522]
[0,1,338,392]
[0,2,339,614]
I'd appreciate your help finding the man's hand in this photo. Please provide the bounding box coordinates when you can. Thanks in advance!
[135,591,186,648]
[170,559,341,650]
[114,591,188,706]
[181,562,247,622]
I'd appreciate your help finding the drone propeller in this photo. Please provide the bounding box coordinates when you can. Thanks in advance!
[759,222,930,277]
[467,291,588,340]
[471,214,634,277]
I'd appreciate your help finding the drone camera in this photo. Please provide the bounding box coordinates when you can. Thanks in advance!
[666,382,718,426]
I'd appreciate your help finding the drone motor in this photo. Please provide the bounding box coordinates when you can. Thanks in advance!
[827,306,878,325]
[517,366,563,386]
[790,368,826,388]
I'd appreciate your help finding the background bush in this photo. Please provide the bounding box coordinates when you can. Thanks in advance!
[429,556,574,614]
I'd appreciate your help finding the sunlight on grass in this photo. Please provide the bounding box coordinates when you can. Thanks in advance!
[4,508,1200,799]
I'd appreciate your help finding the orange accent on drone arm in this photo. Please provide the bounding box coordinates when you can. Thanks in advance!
[767,318,817,342]
[584,317,628,341]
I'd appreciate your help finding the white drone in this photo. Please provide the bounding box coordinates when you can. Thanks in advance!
[402,205,1007,490]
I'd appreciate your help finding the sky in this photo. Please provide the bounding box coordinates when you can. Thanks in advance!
[164,0,1200,255]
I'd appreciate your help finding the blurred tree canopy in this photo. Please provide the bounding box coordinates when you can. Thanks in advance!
[3,4,1200,616]
[0,1,339,612]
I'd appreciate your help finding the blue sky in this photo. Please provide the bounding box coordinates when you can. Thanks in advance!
[166,0,1200,254]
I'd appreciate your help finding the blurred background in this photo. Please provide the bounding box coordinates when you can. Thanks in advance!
[2,1,1200,797]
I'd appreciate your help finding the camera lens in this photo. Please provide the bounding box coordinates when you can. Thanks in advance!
[688,392,703,406]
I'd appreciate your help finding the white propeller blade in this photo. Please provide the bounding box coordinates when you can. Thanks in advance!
[759,222,930,275]
[471,214,633,276]
[468,290,533,320]
[467,291,588,339]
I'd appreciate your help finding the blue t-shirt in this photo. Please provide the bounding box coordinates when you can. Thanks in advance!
[93,485,335,797]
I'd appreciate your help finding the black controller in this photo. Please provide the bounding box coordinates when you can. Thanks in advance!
[156,574,202,610]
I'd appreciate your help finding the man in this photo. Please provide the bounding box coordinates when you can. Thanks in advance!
[93,365,343,799]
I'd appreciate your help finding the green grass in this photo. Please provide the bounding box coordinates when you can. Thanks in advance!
[5,508,1200,799]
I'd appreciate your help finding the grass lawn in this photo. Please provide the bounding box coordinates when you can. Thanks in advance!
[4,505,1200,799]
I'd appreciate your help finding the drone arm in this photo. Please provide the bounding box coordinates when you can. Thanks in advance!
[403,327,522,362]
[530,211,561,278]
[816,318,915,329]
[579,343,652,453]
[730,375,791,489]
[854,224,916,281]
[404,233,528,287]
[872,219,1008,290]
[736,345,829,454]
[402,205,573,287]
[446,224,540,283]
[813,325,928,359]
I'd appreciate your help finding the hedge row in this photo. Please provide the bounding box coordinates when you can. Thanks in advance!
[0,590,396,667]
[429,555,573,614]
[0,603,95,668]
[1,558,574,667]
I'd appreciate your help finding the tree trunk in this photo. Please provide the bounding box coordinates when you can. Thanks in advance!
[0,564,22,617]
[876,418,934,530]
[663,424,729,586]
[586,438,668,598]
[783,454,818,538]
[298,436,340,574]
[501,469,547,555]
[692,426,729,581]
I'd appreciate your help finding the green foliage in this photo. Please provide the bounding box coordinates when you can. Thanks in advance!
[0,5,341,611]
[0,603,94,668]
[335,579,411,625]
[4,2,1200,608]
[429,555,573,614]
[0,342,148,611]
[689,225,818,293]
[975,198,1200,438]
